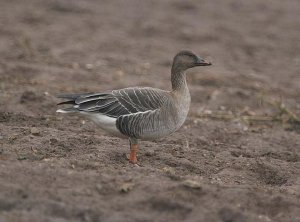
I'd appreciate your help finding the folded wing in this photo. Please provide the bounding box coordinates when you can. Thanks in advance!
[57,87,169,118]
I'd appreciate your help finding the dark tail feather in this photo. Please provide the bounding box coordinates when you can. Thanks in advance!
[56,93,83,113]
[57,100,76,105]
[56,92,95,113]
[56,92,95,106]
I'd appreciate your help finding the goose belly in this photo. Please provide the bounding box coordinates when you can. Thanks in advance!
[83,113,124,137]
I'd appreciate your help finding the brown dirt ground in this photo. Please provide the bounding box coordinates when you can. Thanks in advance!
[0,0,300,221]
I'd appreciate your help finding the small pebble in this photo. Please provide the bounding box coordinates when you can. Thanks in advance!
[219,106,226,111]
[49,138,58,144]
[119,183,134,193]
[10,135,18,141]
[95,184,103,193]
[85,63,94,70]
[145,150,155,156]
[162,166,176,175]
[182,179,202,189]
[162,166,181,180]
[203,109,212,115]
[30,127,40,135]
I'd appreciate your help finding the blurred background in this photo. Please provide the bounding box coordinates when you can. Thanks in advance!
[0,1,299,222]
[1,0,300,115]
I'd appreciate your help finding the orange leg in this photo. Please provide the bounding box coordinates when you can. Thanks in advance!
[129,143,138,164]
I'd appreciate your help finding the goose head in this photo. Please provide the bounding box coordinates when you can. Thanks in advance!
[172,50,212,72]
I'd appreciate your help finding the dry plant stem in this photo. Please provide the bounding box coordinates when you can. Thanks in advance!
[19,35,35,58]
[195,113,277,122]
[272,101,300,123]
[195,112,299,124]
[260,95,300,123]
[195,96,299,125]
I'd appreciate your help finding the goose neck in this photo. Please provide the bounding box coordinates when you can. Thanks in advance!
[171,66,188,92]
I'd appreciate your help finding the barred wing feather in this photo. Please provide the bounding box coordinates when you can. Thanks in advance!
[58,87,169,118]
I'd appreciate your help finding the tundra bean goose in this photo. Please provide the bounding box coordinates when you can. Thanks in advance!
[57,50,212,164]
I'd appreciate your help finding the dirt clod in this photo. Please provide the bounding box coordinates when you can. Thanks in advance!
[218,207,247,222]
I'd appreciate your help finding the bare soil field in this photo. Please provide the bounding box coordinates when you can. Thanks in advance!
[0,0,299,221]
